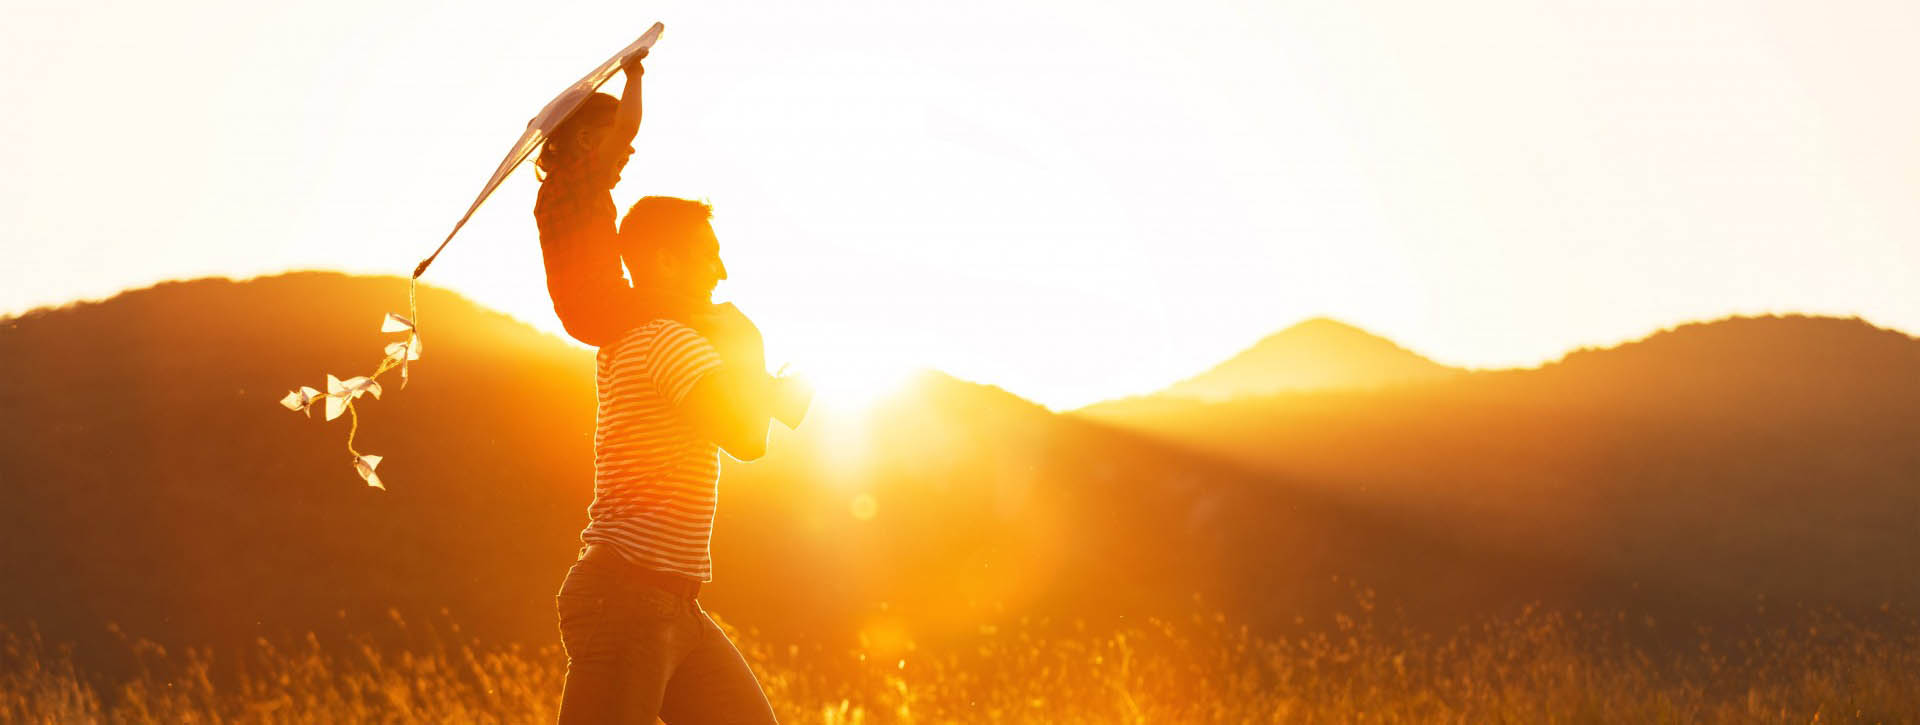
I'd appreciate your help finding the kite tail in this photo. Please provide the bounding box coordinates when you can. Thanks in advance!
[280,275,421,487]
[345,404,363,458]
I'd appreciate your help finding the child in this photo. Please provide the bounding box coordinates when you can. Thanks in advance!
[533,50,651,346]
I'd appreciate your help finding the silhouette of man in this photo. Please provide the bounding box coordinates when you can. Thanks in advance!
[551,196,805,723]
[531,50,807,724]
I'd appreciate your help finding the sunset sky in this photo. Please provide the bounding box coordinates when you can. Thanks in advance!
[4,0,1916,409]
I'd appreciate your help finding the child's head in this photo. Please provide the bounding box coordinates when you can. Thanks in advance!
[620,196,724,303]
[535,92,625,185]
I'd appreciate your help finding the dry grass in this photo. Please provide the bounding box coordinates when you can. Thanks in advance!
[4,605,1917,724]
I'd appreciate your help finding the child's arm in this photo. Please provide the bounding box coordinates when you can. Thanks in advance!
[601,50,647,159]
[536,54,650,347]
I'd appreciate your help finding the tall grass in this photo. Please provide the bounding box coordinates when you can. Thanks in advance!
[4,605,1917,723]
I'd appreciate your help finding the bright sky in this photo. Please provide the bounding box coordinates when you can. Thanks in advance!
[4,0,1917,409]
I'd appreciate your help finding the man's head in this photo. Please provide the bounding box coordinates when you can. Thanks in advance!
[619,196,725,303]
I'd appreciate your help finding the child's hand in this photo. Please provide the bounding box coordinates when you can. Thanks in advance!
[621,48,648,76]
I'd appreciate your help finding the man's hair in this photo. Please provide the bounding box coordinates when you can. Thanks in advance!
[619,196,714,259]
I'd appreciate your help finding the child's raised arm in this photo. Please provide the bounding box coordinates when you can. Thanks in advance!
[602,50,647,157]
[535,51,652,348]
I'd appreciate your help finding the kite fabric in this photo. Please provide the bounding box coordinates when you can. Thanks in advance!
[412,21,665,279]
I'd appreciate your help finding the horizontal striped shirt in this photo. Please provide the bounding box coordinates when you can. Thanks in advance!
[582,319,725,581]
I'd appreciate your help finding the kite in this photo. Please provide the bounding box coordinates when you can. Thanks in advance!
[410,21,665,280]
[278,22,666,490]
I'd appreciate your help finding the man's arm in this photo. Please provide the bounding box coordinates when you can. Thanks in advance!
[678,304,809,461]
[684,366,774,461]
[684,368,810,462]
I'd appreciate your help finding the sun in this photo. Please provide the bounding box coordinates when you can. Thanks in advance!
[789,358,915,416]
[769,342,916,416]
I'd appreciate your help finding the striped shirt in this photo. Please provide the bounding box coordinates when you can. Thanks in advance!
[581,319,725,581]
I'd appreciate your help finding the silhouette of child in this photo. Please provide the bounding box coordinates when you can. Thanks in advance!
[532,50,652,346]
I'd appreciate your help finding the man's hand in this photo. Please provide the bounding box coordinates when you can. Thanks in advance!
[770,374,813,429]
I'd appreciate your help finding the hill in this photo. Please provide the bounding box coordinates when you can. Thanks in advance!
[1153,317,1460,401]
[1078,314,1920,617]
[0,273,1539,674]
[3,275,1917,675]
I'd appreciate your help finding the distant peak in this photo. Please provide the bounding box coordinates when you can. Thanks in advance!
[1282,316,1366,333]
[1153,318,1459,403]
[1257,317,1390,344]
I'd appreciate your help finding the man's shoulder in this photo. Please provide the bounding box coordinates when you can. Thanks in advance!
[601,319,703,360]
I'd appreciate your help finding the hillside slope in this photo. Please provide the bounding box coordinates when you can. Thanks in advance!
[1079,315,1920,615]
[0,273,1546,673]
[3,277,1916,673]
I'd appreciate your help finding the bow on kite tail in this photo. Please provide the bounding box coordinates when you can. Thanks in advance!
[278,23,665,490]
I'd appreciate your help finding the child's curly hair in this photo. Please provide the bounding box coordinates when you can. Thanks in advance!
[534,92,620,181]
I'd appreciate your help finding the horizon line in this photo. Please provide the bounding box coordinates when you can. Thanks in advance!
[8,268,1915,411]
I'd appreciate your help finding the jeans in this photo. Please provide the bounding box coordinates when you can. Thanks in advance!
[555,548,778,724]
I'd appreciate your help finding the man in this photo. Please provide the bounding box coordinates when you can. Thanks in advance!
[549,194,809,724]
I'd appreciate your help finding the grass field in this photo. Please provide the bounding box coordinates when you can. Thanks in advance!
[4,605,1916,723]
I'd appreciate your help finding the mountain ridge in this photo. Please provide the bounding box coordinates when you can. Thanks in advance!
[5,272,1919,675]
[1086,312,1917,412]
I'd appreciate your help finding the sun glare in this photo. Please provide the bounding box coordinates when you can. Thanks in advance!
[787,354,915,415]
